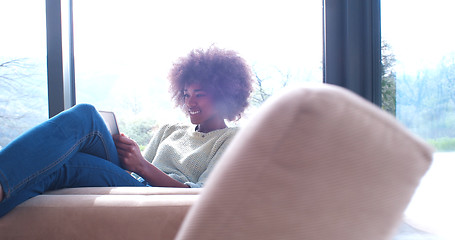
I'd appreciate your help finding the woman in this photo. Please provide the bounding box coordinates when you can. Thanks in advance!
[0,46,253,217]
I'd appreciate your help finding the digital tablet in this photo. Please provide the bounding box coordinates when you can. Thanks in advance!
[99,111,120,135]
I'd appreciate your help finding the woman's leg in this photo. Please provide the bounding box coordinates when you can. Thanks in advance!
[0,104,121,204]
[0,152,143,217]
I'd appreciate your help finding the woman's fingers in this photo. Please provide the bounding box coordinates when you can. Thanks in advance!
[113,134,136,150]
[112,134,145,173]
[113,134,131,144]
[115,141,133,152]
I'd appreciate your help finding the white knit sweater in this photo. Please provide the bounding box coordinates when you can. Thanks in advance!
[143,123,238,188]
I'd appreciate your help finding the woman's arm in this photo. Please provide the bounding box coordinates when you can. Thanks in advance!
[113,134,189,188]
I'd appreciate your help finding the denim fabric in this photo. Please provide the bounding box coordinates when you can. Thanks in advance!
[0,104,144,217]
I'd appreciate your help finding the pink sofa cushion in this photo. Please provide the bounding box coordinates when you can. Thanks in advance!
[0,187,200,240]
[176,84,433,240]
[45,186,202,195]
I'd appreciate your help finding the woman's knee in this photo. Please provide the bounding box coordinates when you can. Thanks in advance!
[68,104,100,121]
[53,104,101,127]
[72,104,97,115]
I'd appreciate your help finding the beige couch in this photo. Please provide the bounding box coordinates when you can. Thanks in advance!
[0,187,200,239]
[0,84,433,240]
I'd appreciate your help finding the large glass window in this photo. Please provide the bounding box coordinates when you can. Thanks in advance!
[382,1,455,239]
[73,0,323,147]
[0,1,48,149]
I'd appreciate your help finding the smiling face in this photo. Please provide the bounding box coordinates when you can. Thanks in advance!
[183,83,227,133]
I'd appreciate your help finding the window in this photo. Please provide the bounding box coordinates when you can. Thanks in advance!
[73,0,323,147]
[0,1,48,149]
[382,0,455,239]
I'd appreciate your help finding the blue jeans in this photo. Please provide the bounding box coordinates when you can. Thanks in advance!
[0,104,144,217]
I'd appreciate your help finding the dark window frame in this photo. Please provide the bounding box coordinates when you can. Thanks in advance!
[323,0,381,106]
[46,0,75,118]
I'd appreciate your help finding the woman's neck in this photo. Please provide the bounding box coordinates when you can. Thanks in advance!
[197,120,227,133]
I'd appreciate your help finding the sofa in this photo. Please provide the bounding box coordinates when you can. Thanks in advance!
[0,84,433,240]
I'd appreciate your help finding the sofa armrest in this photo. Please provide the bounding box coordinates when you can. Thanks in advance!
[176,84,433,240]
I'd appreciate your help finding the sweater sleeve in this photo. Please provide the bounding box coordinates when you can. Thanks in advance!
[142,124,171,162]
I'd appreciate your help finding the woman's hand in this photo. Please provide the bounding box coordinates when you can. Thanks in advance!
[113,134,188,188]
[113,134,147,174]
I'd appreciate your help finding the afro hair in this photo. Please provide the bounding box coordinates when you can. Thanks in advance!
[168,46,254,121]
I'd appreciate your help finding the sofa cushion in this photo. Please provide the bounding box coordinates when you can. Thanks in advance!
[176,84,433,240]
[46,186,202,195]
[0,187,200,240]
